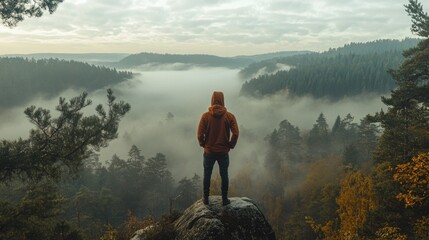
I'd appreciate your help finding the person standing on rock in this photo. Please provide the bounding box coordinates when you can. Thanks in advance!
[197,91,239,206]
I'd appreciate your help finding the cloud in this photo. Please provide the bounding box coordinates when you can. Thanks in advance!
[87,68,386,179]
[0,66,388,182]
[0,0,416,55]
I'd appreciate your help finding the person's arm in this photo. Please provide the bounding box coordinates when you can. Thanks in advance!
[228,113,239,149]
[197,113,207,147]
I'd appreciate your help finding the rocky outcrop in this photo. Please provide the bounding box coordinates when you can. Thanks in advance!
[174,196,276,240]
[131,196,276,240]
[130,226,155,240]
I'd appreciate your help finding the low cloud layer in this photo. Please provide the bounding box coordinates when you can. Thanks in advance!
[0,0,415,55]
[0,67,387,182]
[1,67,387,182]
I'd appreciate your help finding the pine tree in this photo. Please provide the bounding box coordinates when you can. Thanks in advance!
[0,0,64,27]
[307,113,331,156]
[366,0,429,237]
[331,116,342,137]
[0,90,129,238]
[369,0,429,165]
[265,119,302,172]
[357,118,379,162]
[127,145,145,172]
[0,89,130,182]
[143,153,174,217]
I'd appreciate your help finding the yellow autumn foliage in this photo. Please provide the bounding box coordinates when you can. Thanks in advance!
[336,170,377,239]
[393,152,429,207]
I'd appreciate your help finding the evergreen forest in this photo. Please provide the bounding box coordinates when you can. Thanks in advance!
[0,57,133,108]
[249,1,429,238]
[112,51,311,70]
[240,38,420,100]
[0,0,428,239]
[115,52,254,69]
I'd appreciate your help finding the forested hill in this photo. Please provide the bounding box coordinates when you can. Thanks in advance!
[3,51,312,70]
[324,38,420,55]
[2,53,129,63]
[233,50,314,62]
[113,52,249,69]
[240,38,420,100]
[113,51,310,69]
[0,57,133,108]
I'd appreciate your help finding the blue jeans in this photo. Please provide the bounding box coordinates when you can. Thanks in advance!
[203,152,229,198]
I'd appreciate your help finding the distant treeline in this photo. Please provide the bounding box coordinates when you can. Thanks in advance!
[233,50,313,62]
[0,57,132,108]
[2,53,129,63]
[115,52,253,69]
[113,51,311,69]
[240,38,420,99]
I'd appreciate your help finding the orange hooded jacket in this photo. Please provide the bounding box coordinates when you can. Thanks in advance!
[197,91,239,154]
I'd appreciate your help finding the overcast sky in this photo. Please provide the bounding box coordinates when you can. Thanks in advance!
[0,0,417,56]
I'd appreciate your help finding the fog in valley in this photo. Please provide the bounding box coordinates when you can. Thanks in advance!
[2,0,428,238]
[0,66,385,181]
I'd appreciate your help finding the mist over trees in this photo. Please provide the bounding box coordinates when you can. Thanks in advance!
[237,1,429,239]
[240,38,419,78]
[0,89,132,239]
[240,39,420,100]
[113,51,310,70]
[0,0,428,239]
[115,52,254,69]
[59,145,200,238]
[0,57,132,108]
[0,141,201,239]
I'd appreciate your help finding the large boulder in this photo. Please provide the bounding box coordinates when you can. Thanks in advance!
[174,196,276,240]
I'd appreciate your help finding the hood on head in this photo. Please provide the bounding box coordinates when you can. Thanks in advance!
[211,91,224,106]
[209,91,226,117]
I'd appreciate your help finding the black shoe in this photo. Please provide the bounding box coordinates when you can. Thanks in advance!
[222,198,230,206]
[203,196,209,205]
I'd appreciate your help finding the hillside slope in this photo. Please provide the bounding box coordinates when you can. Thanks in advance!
[0,57,132,108]
[240,38,420,99]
